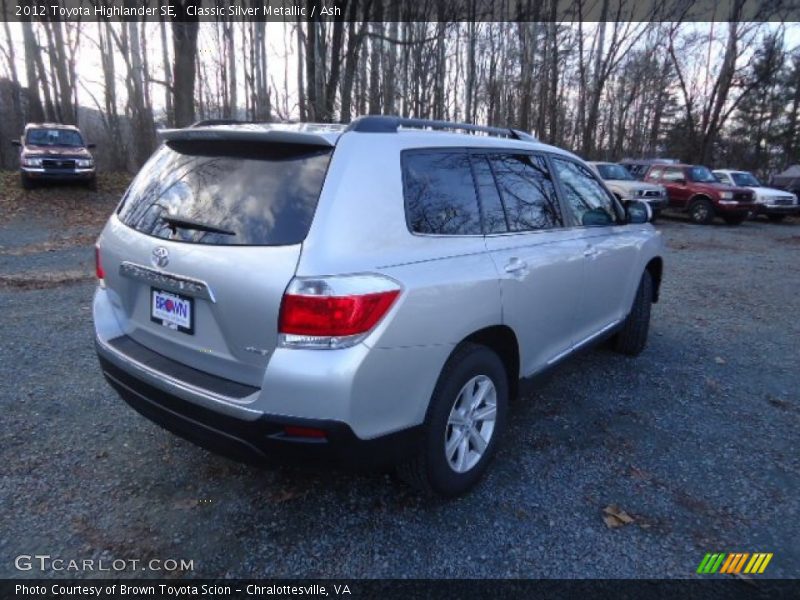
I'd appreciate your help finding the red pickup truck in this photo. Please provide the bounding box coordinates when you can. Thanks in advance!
[644,164,755,225]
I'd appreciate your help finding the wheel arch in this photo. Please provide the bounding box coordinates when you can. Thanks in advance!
[688,193,714,208]
[456,325,521,402]
[645,257,663,303]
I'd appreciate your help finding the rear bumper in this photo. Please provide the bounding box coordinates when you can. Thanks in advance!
[96,340,422,469]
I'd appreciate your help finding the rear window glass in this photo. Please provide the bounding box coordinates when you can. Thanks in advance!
[471,156,508,234]
[488,153,561,231]
[117,141,332,246]
[402,151,482,235]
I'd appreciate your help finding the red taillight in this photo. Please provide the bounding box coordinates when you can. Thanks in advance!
[282,426,327,439]
[279,290,399,337]
[95,245,105,280]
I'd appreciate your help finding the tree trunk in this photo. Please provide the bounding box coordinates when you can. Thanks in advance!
[170,1,199,127]
[158,18,173,126]
[296,20,306,121]
[339,0,365,123]
[1,0,24,136]
[21,20,45,122]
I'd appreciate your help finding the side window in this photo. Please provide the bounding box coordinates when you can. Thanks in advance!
[471,156,509,234]
[487,153,562,231]
[551,157,620,226]
[648,167,664,180]
[402,151,482,235]
[662,167,684,182]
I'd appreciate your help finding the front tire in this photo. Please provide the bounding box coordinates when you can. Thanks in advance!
[86,176,97,192]
[613,270,653,356]
[767,214,786,223]
[20,173,34,190]
[397,343,508,497]
[689,198,715,225]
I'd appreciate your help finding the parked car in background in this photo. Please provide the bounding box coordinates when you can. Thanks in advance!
[619,158,680,180]
[644,164,755,225]
[589,161,668,219]
[713,169,799,222]
[769,164,800,196]
[93,116,664,497]
[11,123,96,190]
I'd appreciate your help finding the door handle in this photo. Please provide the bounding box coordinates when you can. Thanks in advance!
[504,258,528,274]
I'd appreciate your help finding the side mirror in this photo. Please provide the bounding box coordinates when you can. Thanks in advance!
[626,200,651,224]
[87,143,96,149]
[581,207,614,227]
[10,139,20,147]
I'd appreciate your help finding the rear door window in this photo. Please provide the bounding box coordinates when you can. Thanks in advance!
[662,167,685,182]
[486,153,562,231]
[470,155,509,234]
[117,141,332,246]
[402,151,482,235]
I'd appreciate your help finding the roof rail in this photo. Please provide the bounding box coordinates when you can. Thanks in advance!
[345,115,537,142]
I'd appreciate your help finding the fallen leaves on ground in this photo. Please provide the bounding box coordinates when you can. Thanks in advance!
[0,170,130,233]
[0,269,93,290]
[0,233,98,256]
[269,487,307,503]
[602,504,635,529]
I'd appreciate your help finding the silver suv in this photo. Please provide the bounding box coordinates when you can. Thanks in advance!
[93,116,664,496]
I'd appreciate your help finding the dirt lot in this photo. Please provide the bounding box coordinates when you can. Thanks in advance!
[1,174,798,579]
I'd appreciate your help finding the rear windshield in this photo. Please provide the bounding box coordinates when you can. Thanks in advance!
[117,141,332,246]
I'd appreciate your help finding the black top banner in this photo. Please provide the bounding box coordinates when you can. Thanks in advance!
[2,0,800,23]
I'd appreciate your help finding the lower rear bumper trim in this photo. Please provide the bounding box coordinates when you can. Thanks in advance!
[97,351,422,470]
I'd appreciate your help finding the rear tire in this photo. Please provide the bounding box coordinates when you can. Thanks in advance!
[723,214,747,226]
[613,270,653,357]
[396,343,508,497]
[767,214,786,223]
[688,198,714,225]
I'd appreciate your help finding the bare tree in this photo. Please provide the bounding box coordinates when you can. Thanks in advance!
[170,0,199,127]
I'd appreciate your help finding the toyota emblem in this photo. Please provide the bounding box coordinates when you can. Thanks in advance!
[151,246,169,268]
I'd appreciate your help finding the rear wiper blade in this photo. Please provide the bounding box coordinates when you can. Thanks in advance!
[160,215,236,236]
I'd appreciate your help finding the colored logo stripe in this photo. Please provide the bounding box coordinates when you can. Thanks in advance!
[744,553,773,574]
[697,553,726,574]
[698,553,773,574]
[720,553,749,574]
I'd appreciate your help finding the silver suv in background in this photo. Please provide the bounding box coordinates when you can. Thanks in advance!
[93,116,664,496]
[589,161,668,219]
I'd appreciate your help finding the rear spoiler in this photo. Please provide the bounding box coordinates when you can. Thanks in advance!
[158,127,338,148]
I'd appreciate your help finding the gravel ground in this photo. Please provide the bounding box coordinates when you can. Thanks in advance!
[0,185,798,579]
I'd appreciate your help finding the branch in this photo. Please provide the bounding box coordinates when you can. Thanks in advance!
[147,77,175,92]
